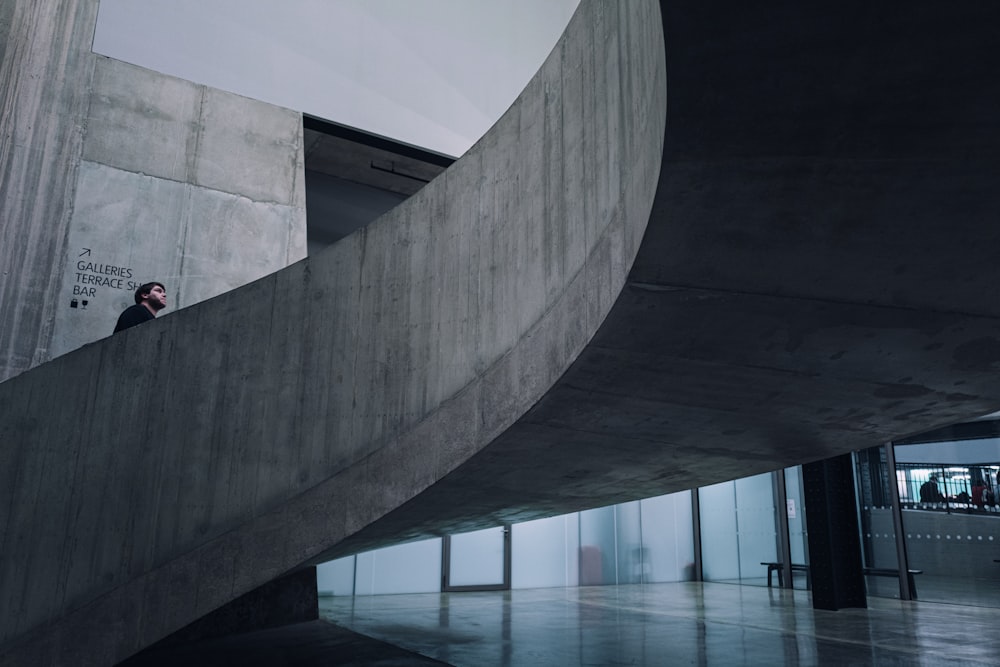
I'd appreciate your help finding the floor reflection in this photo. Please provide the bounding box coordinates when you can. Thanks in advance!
[321,582,1000,666]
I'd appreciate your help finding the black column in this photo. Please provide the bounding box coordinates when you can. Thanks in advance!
[803,454,867,610]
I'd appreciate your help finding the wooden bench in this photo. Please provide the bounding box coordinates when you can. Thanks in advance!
[761,562,810,588]
[862,567,923,599]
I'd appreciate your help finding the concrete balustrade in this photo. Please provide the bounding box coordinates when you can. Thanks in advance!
[0,1,666,664]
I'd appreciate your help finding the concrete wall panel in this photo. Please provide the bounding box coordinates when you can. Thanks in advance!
[5,45,307,377]
[85,57,304,208]
[177,186,304,304]
[52,162,188,355]
[195,86,305,207]
[83,57,203,183]
[50,161,305,357]
[0,0,98,380]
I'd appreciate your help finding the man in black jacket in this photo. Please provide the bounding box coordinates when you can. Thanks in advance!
[919,475,944,504]
[113,281,167,333]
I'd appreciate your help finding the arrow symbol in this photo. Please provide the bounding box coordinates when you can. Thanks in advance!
[79,248,92,257]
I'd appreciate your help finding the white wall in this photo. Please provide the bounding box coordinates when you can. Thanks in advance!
[895,439,1000,465]
[93,0,580,157]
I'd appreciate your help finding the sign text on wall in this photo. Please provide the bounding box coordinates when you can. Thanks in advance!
[69,249,140,302]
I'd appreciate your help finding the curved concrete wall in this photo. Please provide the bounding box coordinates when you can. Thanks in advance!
[359,0,1000,546]
[0,0,666,664]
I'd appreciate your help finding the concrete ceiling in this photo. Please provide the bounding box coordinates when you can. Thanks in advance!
[303,127,448,197]
[302,122,450,248]
[329,0,1000,553]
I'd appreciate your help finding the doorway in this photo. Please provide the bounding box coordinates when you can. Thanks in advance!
[442,525,512,591]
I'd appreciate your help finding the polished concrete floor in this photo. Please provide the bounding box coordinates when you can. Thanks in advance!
[322,583,1000,666]
[126,582,1000,666]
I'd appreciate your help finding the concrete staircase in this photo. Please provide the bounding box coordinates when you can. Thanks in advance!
[0,1,666,664]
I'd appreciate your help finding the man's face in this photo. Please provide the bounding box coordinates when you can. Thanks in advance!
[144,285,167,311]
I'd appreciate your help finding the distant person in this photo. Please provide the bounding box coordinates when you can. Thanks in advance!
[972,479,986,509]
[113,282,167,333]
[919,475,943,504]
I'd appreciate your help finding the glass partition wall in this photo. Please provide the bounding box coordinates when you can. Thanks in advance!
[893,437,1000,608]
[697,471,806,588]
[316,423,1000,610]
[318,470,805,596]
[852,432,1000,609]
[326,460,1000,601]
[854,445,905,599]
[784,466,809,573]
[319,491,696,596]
[443,525,510,591]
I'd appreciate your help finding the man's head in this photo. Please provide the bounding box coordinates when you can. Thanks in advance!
[135,281,167,312]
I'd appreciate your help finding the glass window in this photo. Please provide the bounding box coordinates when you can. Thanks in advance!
[699,480,740,583]
[854,445,903,598]
[447,526,506,588]
[639,491,695,582]
[512,514,579,589]
[700,473,779,586]
[733,473,779,585]
[895,438,1000,608]
[783,466,809,572]
[316,555,356,596]
[615,501,645,584]
[353,538,442,595]
[579,505,618,585]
